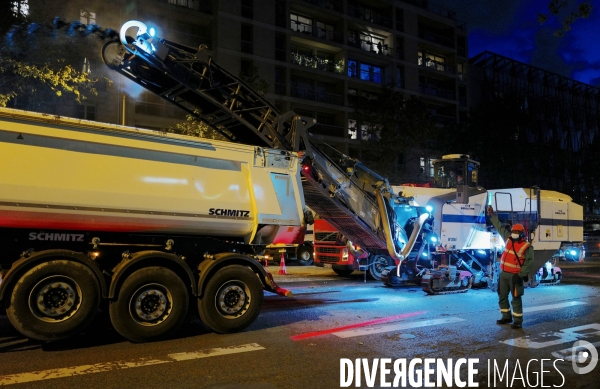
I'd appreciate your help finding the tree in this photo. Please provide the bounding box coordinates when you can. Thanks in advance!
[350,84,442,182]
[0,9,99,111]
[169,110,227,141]
[538,0,593,36]
[239,65,269,96]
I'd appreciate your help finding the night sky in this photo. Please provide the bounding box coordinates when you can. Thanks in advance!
[440,0,600,86]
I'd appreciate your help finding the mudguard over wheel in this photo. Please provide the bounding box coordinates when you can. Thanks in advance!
[109,267,189,342]
[297,245,314,266]
[6,260,101,342]
[198,265,263,334]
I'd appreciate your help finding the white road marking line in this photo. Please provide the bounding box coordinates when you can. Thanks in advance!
[523,301,587,313]
[501,324,600,349]
[0,343,265,386]
[169,343,265,361]
[333,317,465,338]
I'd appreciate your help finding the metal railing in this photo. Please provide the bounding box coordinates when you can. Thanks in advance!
[433,114,457,126]
[347,37,393,56]
[167,0,212,14]
[347,4,392,28]
[400,0,467,29]
[418,56,455,74]
[290,20,343,43]
[418,29,455,48]
[419,84,456,100]
[300,0,343,13]
[290,52,344,74]
[290,86,344,105]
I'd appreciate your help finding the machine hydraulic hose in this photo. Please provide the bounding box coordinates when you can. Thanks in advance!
[375,190,429,277]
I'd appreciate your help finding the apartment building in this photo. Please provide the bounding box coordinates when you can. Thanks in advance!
[26,0,468,181]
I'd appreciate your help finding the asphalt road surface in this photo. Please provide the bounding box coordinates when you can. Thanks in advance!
[1,259,599,389]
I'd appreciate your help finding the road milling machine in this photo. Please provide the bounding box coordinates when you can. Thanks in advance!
[0,20,443,342]
[389,155,583,293]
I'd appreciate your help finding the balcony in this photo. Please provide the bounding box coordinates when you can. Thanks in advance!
[290,52,344,74]
[400,0,466,29]
[347,4,392,28]
[433,114,457,126]
[167,0,212,14]
[290,86,344,105]
[308,123,346,137]
[419,84,456,100]
[418,29,454,48]
[291,20,343,43]
[348,37,393,56]
[418,56,455,74]
[300,0,343,13]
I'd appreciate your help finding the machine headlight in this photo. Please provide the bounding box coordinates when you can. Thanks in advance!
[426,205,433,213]
[569,250,577,256]
[342,248,349,261]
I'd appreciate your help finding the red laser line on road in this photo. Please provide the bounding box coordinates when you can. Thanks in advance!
[290,311,427,340]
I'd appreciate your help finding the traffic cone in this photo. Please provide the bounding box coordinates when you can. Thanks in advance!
[278,252,287,275]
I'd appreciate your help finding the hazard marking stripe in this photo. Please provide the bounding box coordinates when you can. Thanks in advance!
[333,317,465,338]
[0,343,265,386]
[522,301,587,313]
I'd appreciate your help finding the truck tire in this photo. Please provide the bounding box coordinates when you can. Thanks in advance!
[297,245,314,266]
[109,267,189,343]
[333,268,354,277]
[368,255,391,281]
[6,260,101,341]
[198,265,263,334]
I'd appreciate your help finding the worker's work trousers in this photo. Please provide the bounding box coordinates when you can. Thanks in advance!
[498,271,525,325]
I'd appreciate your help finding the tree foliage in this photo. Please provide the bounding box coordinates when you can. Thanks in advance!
[169,110,227,141]
[350,84,443,181]
[0,8,99,110]
[239,65,269,96]
[538,0,593,36]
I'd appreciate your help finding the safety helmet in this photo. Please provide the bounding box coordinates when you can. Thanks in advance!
[511,223,525,232]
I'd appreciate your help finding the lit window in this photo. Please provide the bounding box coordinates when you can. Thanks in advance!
[12,0,29,16]
[80,10,96,25]
[348,119,357,139]
[290,13,312,34]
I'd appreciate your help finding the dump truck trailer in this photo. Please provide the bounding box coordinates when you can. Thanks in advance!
[0,107,303,342]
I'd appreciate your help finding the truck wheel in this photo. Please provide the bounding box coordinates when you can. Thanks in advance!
[368,255,391,281]
[297,246,314,266]
[333,268,354,277]
[6,260,101,341]
[198,265,263,334]
[109,267,188,342]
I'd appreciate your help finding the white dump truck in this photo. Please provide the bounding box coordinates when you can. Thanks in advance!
[0,107,304,342]
[0,20,434,342]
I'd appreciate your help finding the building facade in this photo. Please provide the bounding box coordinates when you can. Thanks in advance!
[468,51,600,212]
[26,0,469,182]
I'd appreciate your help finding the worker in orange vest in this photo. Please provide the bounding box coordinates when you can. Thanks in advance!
[487,205,534,329]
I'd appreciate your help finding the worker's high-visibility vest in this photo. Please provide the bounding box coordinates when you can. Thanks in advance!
[500,239,530,274]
